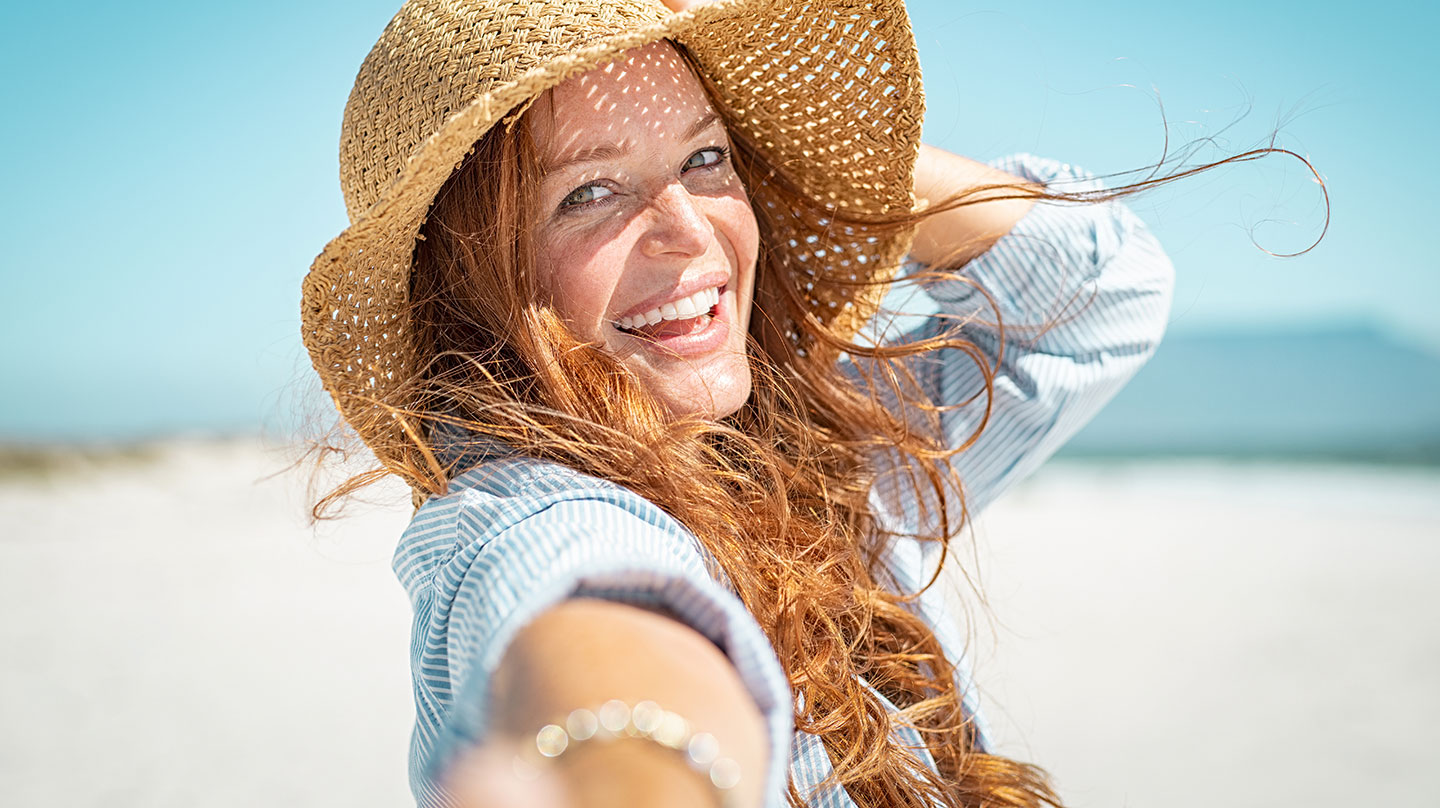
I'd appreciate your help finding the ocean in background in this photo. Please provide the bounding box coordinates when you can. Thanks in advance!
[1062,323,1440,463]
[4,325,1437,469]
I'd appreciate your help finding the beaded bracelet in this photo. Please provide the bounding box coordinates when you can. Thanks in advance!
[512,699,743,806]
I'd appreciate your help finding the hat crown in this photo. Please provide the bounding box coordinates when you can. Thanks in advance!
[339,0,669,220]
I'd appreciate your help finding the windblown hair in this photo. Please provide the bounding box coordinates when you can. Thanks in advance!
[313,43,1326,808]
[397,102,1057,807]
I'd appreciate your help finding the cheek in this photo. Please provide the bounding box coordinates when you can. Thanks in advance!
[743,214,760,270]
[534,224,631,334]
[710,193,760,270]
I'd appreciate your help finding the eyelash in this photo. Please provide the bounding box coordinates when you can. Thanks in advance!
[557,145,733,213]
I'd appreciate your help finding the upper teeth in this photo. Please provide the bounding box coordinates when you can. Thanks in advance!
[616,286,721,331]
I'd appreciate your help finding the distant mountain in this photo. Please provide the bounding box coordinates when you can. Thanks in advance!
[1060,325,1440,462]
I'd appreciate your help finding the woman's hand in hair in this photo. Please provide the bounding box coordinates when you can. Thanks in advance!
[911,144,1040,268]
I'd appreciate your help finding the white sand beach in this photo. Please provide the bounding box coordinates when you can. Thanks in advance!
[2,440,1435,807]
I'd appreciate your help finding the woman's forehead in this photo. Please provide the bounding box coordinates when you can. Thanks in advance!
[530,41,718,159]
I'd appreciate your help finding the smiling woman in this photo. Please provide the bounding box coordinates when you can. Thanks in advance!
[302,1,1191,807]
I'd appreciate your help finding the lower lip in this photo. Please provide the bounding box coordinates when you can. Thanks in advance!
[619,288,733,358]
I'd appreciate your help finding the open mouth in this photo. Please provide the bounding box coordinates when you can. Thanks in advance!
[614,285,724,340]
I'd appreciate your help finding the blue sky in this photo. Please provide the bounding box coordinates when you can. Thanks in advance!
[0,1,1433,441]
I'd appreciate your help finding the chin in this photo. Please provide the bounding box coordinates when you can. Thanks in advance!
[709,384,753,421]
[659,366,753,421]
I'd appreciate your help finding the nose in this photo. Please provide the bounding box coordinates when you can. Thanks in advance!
[639,182,711,259]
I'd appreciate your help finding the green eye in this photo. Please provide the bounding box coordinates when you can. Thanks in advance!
[683,147,727,172]
[561,184,613,208]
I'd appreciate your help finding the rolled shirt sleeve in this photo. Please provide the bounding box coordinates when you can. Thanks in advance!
[869,153,1176,522]
[394,459,794,808]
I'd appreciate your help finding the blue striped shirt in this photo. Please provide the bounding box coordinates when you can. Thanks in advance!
[392,154,1175,807]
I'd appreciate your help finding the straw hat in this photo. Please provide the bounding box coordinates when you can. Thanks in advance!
[301,0,925,476]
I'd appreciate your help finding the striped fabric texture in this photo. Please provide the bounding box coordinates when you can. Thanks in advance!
[391,154,1176,807]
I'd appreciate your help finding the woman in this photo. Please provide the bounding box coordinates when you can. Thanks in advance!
[302,0,1177,805]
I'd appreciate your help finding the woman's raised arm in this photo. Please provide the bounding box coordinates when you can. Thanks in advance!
[869,153,1176,520]
[910,144,1038,269]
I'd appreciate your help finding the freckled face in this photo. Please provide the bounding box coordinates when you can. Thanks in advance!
[528,41,759,421]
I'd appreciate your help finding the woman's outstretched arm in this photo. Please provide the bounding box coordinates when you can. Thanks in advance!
[445,599,769,808]
[397,481,793,808]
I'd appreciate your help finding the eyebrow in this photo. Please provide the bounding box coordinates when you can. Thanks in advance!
[542,110,724,174]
